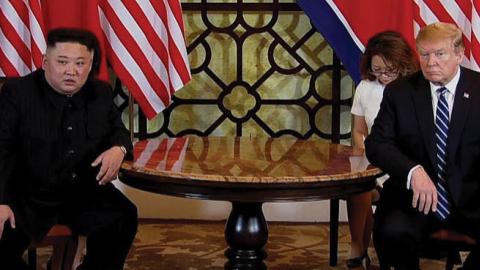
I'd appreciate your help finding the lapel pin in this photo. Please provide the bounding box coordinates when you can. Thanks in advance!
[464,92,470,99]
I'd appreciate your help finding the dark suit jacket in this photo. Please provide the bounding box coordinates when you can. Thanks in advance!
[365,67,480,220]
[0,70,133,241]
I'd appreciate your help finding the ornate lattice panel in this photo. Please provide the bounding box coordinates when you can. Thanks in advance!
[115,0,354,143]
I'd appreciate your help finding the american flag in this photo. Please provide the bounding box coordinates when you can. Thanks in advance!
[0,0,45,77]
[0,0,191,120]
[414,1,480,72]
[98,0,191,119]
[297,0,480,83]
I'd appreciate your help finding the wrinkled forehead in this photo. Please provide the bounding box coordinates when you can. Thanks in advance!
[416,38,454,53]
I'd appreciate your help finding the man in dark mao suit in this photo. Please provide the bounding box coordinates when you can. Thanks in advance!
[366,22,480,270]
[0,28,137,270]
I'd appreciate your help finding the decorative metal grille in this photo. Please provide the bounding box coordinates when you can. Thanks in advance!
[114,0,354,143]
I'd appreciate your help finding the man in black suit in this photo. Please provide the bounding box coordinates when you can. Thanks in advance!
[0,28,137,270]
[366,22,480,270]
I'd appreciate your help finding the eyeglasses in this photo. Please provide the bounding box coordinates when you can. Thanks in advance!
[369,69,398,78]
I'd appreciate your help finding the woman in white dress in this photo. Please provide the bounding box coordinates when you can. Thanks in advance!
[347,31,419,270]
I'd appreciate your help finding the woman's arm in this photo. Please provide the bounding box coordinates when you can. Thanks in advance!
[352,115,368,155]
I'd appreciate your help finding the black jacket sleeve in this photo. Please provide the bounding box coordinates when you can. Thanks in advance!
[365,81,418,187]
[0,82,20,204]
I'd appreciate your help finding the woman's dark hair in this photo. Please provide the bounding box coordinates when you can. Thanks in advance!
[46,28,101,78]
[360,31,419,81]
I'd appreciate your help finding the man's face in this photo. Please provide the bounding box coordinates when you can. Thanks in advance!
[417,39,463,86]
[42,42,93,95]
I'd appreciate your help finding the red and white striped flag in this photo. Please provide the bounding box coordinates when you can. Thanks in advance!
[0,0,45,77]
[98,0,191,119]
[414,0,480,72]
[1,0,190,119]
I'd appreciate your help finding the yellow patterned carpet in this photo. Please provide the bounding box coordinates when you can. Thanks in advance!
[35,220,459,270]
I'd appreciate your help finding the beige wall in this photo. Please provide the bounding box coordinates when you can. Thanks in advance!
[115,181,349,222]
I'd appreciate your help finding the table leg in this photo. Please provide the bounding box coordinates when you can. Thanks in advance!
[224,202,268,270]
[329,198,339,266]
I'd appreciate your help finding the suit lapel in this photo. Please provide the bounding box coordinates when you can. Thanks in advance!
[412,77,436,167]
[448,68,471,158]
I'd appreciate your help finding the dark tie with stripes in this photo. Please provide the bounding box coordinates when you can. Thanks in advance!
[434,87,451,220]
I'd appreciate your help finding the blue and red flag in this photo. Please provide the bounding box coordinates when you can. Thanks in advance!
[297,0,480,84]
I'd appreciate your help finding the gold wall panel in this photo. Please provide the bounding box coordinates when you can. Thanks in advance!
[120,1,354,143]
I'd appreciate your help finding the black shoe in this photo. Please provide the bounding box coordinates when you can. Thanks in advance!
[346,253,370,269]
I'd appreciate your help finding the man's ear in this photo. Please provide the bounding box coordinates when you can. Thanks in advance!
[41,54,47,69]
[455,49,465,64]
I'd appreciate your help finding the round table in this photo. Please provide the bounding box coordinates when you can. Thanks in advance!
[120,136,381,269]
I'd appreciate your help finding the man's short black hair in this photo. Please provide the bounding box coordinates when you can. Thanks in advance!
[46,28,102,77]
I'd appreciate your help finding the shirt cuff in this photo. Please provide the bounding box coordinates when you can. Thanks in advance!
[406,165,423,190]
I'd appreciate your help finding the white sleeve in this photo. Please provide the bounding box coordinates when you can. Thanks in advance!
[351,80,367,116]
[406,165,423,189]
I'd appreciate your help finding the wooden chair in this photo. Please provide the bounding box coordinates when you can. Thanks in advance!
[427,229,477,270]
[27,224,83,270]
[328,198,478,270]
[375,229,476,270]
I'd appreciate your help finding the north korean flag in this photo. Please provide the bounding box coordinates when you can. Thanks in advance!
[297,0,415,83]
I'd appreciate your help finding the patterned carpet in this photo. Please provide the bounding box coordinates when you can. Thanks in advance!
[35,220,459,270]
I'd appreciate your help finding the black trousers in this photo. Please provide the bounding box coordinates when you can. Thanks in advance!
[0,185,138,270]
[373,193,480,270]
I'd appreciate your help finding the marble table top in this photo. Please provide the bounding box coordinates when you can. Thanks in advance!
[121,136,381,184]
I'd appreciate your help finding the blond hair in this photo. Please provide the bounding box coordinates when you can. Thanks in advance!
[416,22,464,53]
